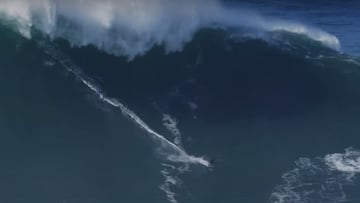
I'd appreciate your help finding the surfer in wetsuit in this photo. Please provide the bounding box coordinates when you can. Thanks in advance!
[209,158,215,167]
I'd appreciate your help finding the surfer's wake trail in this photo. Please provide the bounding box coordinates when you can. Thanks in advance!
[37,41,211,168]
[2,1,360,203]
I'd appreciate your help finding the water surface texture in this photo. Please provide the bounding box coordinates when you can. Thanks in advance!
[0,1,360,203]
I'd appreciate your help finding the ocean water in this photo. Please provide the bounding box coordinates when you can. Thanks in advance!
[0,1,360,203]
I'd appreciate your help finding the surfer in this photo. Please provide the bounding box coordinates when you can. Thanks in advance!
[209,158,215,167]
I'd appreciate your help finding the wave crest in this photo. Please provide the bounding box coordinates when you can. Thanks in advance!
[0,0,341,58]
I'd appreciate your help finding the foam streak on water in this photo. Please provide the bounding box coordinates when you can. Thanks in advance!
[37,41,210,168]
[270,148,360,203]
[162,114,182,147]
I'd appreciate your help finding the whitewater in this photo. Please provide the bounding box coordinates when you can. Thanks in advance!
[0,0,340,59]
[1,1,360,203]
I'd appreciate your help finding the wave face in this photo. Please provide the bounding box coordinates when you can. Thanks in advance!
[0,0,341,59]
[1,1,360,203]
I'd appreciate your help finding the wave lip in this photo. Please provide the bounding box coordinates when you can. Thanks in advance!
[269,23,341,51]
[0,0,341,58]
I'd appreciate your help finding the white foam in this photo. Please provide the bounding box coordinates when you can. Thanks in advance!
[159,168,178,203]
[270,148,360,203]
[38,41,211,168]
[160,165,181,203]
[325,148,360,173]
[0,0,341,58]
[162,114,182,147]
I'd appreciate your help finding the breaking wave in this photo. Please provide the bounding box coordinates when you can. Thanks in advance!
[1,2,360,203]
[0,0,341,59]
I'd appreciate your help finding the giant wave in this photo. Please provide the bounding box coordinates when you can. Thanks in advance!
[1,2,360,203]
[0,0,341,59]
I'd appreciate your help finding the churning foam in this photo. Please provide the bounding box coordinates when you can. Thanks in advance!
[325,148,360,173]
[270,148,360,203]
[0,0,341,58]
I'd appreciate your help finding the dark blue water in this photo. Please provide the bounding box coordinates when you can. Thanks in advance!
[1,1,360,203]
[228,0,360,55]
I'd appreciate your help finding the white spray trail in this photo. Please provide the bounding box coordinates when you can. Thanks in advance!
[38,41,210,168]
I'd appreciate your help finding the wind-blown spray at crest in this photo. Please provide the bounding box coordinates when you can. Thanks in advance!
[0,0,341,58]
